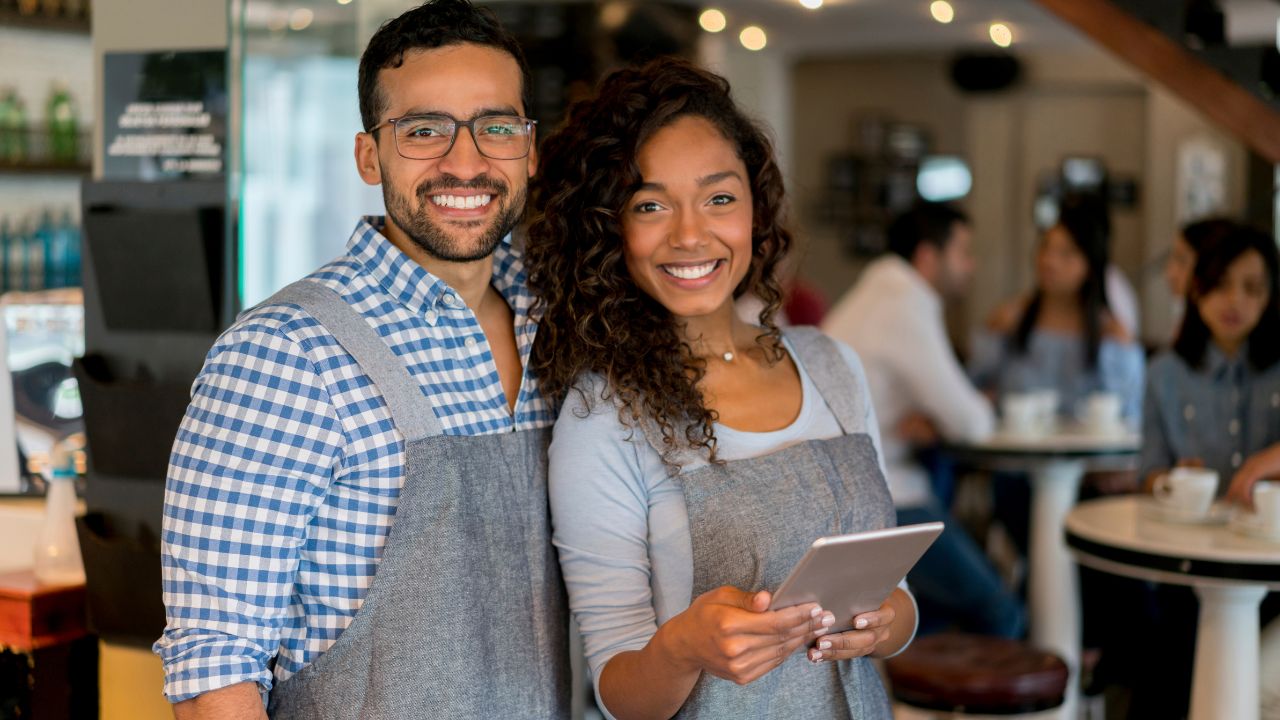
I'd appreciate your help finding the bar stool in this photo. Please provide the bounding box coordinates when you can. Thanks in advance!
[886,633,1068,719]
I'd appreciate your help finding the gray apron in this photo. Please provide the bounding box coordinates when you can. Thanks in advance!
[661,327,896,719]
[262,280,571,719]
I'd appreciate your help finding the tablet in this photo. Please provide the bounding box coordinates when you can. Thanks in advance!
[768,522,944,633]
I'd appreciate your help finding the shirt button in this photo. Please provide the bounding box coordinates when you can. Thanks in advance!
[464,336,477,348]
[424,310,438,324]
[1232,452,1243,468]
[442,293,457,307]
[1183,404,1196,421]
[1229,419,1240,436]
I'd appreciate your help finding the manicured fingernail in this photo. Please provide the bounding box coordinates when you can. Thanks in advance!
[821,613,835,627]
[855,618,868,629]
[818,639,832,650]
[810,650,823,662]
[810,607,822,618]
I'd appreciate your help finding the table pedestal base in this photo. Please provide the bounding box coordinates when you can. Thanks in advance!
[1028,460,1085,720]
[1190,584,1267,720]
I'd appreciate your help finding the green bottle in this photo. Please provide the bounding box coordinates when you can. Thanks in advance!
[47,83,77,164]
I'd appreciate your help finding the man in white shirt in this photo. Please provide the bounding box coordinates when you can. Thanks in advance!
[824,202,1024,638]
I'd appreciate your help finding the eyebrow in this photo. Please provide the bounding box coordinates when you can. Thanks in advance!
[637,170,745,192]
[394,106,522,120]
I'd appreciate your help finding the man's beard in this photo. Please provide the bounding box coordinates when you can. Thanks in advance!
[383,175,526,262]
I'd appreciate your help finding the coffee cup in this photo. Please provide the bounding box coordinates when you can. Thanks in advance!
[1002,393,1043,438]
[1031,390,1059,433]
[1154,467,1219,519]
[1083,392,1123,434]
[1253,482,1280,541]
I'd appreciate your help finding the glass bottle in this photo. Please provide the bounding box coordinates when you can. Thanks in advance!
[33,439,86,586]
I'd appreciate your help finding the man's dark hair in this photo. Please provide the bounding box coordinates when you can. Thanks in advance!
[886,202,969,262]
[357,0,533,133]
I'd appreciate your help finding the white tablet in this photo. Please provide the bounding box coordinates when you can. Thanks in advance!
[768,522,944,632]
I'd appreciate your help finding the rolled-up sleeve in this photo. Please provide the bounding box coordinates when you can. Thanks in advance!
[154,323,343,702]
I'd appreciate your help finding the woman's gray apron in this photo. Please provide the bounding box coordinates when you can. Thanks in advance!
[263,280,570,719]
[660,327,896,719]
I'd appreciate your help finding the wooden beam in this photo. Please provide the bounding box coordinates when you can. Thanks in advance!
[1035,0,1280,163]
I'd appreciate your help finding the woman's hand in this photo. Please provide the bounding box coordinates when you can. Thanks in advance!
[1227,444,1280,509]
[806,587,917,663]
[665,586,829,685]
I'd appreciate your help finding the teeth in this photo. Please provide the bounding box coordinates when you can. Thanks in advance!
[430,194,492,209]
[662,261,719,280]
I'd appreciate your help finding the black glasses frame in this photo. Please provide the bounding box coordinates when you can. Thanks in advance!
[367,113,537,160]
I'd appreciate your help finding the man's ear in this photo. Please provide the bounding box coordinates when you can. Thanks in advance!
[355,132,383,186]
[913,242,939,281]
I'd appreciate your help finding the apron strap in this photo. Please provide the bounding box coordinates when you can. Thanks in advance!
[783,326,864,435]
[257,279,443,441]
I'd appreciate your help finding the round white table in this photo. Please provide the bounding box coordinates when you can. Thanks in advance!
[1066,495,1280,720]
[951,426,1139,720]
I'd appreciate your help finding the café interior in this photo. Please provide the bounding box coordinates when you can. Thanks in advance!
[1,0,1279,718]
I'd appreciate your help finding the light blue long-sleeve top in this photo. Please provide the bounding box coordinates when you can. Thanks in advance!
[548,337,909,718]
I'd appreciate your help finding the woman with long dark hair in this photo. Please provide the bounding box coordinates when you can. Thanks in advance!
[525,58,911,719]
[1143,224,1280,502]
[973,193,1144,421]
[1138,224,1280,718]
[1165,217,1237,338]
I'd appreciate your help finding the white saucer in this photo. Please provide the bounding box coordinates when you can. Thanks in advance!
[1140,500,1228,525]
[1227,513,1280,542]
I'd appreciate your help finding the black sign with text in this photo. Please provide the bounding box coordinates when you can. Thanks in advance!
[102,50,227,181]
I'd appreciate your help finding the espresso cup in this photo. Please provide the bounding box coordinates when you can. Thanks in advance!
[1154,467,1219,518]
[1083,392,1123,434]
[1254,482,1280,541]
[1031,390,1060,434]
[1001,393,1043,438]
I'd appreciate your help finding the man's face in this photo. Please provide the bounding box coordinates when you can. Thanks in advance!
[934,221,976,299]
[356,43,535,262]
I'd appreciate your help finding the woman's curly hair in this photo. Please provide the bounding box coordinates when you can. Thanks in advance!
[525,57,794,467]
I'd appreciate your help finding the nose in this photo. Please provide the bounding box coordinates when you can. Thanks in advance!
[670,206,706,250]
[436,126,489,179]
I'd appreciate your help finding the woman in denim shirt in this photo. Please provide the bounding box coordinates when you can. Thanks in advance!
[972,194,1144,423]
[1141,224,1280,504]
[1140,225,1280,719]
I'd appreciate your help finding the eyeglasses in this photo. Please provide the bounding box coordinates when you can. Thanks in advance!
[368,113,537,160]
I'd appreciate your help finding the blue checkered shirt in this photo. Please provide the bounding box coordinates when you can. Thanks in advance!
[154,217,554,702]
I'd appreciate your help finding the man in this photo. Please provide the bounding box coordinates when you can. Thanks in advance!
[824,202,1024,638]
[153,2,570,717]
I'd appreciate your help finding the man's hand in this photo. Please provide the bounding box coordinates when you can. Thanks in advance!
[896,413,940,447]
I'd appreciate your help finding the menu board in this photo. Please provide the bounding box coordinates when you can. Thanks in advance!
[102,50,227,181]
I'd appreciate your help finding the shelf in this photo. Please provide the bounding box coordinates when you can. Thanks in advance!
[0,160,88,176]
[0,6,90,35]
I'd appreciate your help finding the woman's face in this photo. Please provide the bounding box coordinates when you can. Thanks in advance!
[1036,225,1090,297]
[622,115,754,321]
[1196,249,1270,350]
[1166,234,1196,298]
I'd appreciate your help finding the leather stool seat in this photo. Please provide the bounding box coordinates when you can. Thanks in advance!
[886,633,1069,715]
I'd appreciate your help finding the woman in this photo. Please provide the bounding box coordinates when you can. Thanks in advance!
[1143,224,1280,503]
[1138,225,1280,719]
[1164,217,1236,338]
[973,193,1144,421]
[525,58,912,719]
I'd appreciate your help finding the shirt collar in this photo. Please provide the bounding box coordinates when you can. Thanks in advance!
[345,216,531,320]
[1205,341,1248,383]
